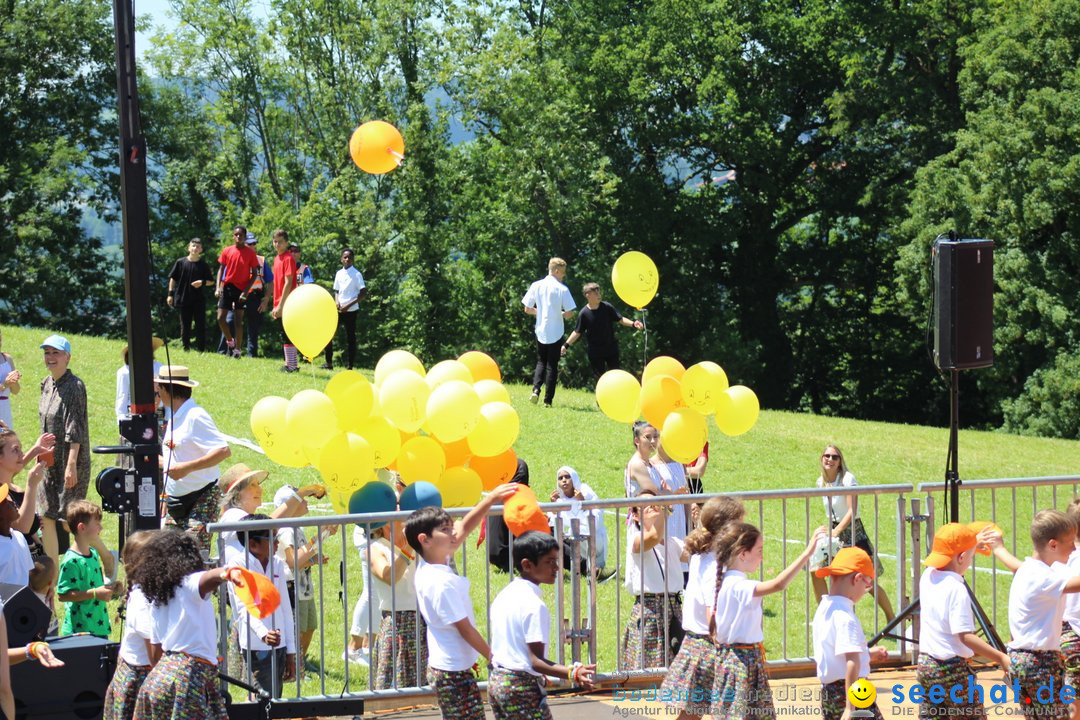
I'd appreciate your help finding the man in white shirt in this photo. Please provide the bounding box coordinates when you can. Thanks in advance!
[522,257,575,407]
[324,248,366,370]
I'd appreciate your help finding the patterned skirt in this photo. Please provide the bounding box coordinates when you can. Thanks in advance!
[915,654,984,718]
[710,644,773,719]
[660,632,719,713]
[133,652,226,720]
[374,610,428,690]
[104,657,151,720]
[1061,622,1080,692]
[621,593,682,670]
[821,679,884,720]
[163,483,222,561]
[429,667,485,720]
[1008,648,1070,718]
[488,667,552,720]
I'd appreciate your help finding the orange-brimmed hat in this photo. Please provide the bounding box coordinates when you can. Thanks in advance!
[968,521,1003,556]
[923,523,978,569]
[503,485,550,538]
[813,547,875,579]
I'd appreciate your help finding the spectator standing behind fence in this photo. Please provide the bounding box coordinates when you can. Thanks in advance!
[0,328,21,431]
[625,421,662,497]
[166,239,214,352]
[683,442,708,495]
[548,465,609,578]
[560,282,642,380]
[323,248,365,371]
[522,257,575,408]
[370,520,427,689]
[812,444,895,623]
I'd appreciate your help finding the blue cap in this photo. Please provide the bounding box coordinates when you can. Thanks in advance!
[349,481,397,530]
[245,232,257,245]
[40,334,71,353]
[399,481,442,513]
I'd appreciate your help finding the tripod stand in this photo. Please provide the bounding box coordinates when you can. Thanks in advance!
[868,368,1006,653]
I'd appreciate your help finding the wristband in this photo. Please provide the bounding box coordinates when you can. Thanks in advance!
[25,643,33,660]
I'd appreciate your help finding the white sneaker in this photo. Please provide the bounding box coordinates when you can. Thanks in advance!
[343,649,370,666]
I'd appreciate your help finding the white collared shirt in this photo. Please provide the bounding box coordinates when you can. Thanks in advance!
[162,398,228,497]
[681,553,718,635]
[813,594,870,684]
[333,266,366,312]
[712,569,762,644]
[115,361,163,420]
[624,525,684,595]
[225,552,296,654]
[149,572,219,663]
[522,274,575,344]
[1008,557,1069,651]
[490,578,549,676]
[1061,550,1080,636]
[119,586,153,666]
[414,558,478,671]
[918,568,974,659]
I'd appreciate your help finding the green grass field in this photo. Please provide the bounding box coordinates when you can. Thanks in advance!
[4,324,1079,697]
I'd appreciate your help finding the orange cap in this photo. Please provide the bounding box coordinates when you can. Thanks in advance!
[968,521,1002,556]
[923,523,978,569]
[503,486,551,538]
[813,547,875,579]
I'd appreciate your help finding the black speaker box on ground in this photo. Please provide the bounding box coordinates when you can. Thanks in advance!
[0,583,50,646]
[933,237,994,370]
[12,634,119,720]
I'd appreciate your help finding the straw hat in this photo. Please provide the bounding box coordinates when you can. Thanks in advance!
[154,365,199,388]
[121,337,164,360]
[219,463,269,495]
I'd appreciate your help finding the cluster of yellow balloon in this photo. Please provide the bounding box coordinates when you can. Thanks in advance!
[594,356,761,463]
[249,349,521,513]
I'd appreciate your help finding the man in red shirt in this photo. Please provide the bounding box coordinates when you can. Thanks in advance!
[270,228,299,372]
[214,225,261,358]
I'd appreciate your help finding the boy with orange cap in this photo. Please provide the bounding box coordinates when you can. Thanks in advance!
[812,547,889,720]
[916,523,1011,719]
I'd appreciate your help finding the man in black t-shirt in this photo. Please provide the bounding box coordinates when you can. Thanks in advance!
[166,238,215,351]
[561,282,643,379]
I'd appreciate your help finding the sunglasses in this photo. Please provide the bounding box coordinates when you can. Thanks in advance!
[822,453,840,461]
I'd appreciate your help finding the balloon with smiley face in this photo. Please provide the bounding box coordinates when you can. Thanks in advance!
[612,251,659,309]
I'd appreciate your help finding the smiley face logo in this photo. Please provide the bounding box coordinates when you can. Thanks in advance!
[848,678,876,708]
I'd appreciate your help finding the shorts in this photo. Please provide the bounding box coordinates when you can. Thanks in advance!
[217,284,245,311]
[296,598,317,634]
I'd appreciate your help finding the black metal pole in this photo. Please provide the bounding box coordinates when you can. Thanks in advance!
[947,368,960,523]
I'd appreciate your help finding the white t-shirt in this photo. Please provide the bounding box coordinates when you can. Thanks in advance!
[522,274,575,344]
[813,594,870,684]
[818,471,857,525]
[1008,558,1069,651]
[918,568,974,659]
[119,586,154,666]
[1061,550,1080,636]
[712,569,763,644]
[115,361,163,420]
[624,525,684,595]
[218,507,249,560]
[0,530,33,586]
[490,577,549,676]
[277,527,313,600]
[414,558,478,671]
[682,553,718,635]
[149,571,219,663]
[653,460,689,571]
[162,399,229,497]
[227,554,296,653]
[333,266,366,312]
[370,538,417,612]
[624,461,661,499]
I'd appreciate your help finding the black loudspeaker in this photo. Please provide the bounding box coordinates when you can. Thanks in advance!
[933,237,994,370]
[11,634,119,720]
[0,582,50,646]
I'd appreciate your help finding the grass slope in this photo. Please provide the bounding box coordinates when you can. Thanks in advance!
[4,324,1079,695]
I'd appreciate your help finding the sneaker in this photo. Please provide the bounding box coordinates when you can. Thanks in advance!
[343,649,370,666]
[280,365,299,373]
[319,363,333,370]
[231,347,242,358]
[529,392,540,404]
[597,567,617,584]
[543,402,552,408]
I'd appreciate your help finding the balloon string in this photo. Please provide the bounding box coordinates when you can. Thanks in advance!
[641,309,649,373]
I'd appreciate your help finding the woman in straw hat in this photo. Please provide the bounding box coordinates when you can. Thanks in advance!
[155,365,230,559]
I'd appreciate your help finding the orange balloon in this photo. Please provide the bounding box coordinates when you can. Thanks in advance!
[468,448,518,491]
[458,350,502,383]
[349,120,404,175]
[440,437,472,469]
[640,374,683,428]
[642,356,686,384]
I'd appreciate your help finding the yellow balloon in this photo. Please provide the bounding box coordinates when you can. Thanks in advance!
[643,355,686,384]
[436,466,483,508]
[354,416,401,468]
[397,436,446,484]
[473,379,511,405]
[326,370,375,431]
[640,374,683,429]
[715,385,760,437]
[318,432,375,495]
[329,490,349,515]
[467,402,519,457]
[349,120,405,175]
[595,370,641,424]
[374,350,426,385]
[282,284,338,359]
[661,408,709,464]
[250,396,305,467]
[680,362,729,415]
[286,389,339,450]
[426,380,482,443]
[378,369,430,433]
[458,350,501,383]
[425,360,473,389]
[611,251,659,309]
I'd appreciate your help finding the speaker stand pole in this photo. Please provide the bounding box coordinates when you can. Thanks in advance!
[870,370,1006,653]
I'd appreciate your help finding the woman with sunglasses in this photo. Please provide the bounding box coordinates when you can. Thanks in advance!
[812,445,895,622]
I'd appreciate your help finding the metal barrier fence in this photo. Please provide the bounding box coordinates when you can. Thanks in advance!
[209,482,916,716]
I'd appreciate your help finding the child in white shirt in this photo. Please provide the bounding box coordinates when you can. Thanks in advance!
[102,530,156,720]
